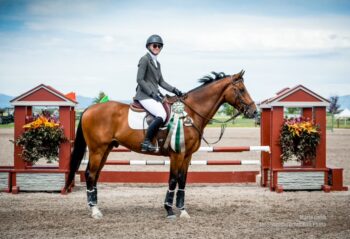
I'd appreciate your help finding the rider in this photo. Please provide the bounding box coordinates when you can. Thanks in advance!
[135,34,183,152]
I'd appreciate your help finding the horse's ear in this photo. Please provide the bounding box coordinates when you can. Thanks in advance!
[239,70,245,77]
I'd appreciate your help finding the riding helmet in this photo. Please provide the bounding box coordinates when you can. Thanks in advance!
[146,34,163,48]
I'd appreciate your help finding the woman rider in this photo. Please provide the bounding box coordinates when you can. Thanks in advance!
[134,34,183,152]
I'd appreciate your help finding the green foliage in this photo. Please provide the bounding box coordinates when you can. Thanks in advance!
[220,103,237,117]
[280,117,321,163]
[93,91,107,104]
[285,107,300,115]
[328,95,341,114]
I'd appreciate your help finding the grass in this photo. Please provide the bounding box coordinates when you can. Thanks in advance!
[327,115,350,129]
[0,123,14,128]
[207,116,257,128]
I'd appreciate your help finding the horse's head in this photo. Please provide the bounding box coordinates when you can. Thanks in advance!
[224,70,257,118]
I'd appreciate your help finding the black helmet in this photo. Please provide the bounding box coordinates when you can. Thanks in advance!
[146,34,163,48]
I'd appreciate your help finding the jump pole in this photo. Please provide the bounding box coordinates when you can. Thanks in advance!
[79,145,269,184]
[110,146,270,153]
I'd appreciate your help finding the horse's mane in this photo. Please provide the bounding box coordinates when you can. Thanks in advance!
[198,71,229,85]
[188,71,230,93]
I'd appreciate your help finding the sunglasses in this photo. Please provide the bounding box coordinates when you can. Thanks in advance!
[152,44,163,49]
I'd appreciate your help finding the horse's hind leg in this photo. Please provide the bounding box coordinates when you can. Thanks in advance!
[85,150,107,219]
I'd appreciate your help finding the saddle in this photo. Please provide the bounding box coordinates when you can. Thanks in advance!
[130,96,176,126]
[128,95,187,155]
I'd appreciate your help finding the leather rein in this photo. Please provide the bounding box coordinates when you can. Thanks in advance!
[178,77,255,145]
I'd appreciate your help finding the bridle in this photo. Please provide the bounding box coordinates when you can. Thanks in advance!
[178,75,255,145]
[231,77,256,117]
[179,76,254,124]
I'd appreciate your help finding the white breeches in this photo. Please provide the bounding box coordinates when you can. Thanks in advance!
[139,99,166,122]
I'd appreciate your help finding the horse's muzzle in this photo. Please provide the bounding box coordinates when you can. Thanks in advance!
[245,108,258,119]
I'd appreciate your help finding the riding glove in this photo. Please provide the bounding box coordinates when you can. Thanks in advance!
[173,88,183,97]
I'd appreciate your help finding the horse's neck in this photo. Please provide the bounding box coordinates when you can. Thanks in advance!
[187,79,229,129]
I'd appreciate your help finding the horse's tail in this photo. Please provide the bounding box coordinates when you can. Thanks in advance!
[65,116,86,191]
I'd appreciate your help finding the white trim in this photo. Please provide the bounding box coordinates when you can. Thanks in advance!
[250,146,270,153]
[190,160,207,165]
[241,160,260,165]
[198,147,213,152]
[258,104,272,109]
[130,160,146,165]
[269,102,329,107]
[11,101,76,106]
[147,160,166,165]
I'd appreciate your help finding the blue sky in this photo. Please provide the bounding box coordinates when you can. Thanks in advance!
[1,0,350,102]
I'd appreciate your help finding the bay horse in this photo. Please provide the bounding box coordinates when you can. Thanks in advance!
[65,70,257,219]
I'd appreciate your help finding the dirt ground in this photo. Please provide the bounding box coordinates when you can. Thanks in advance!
[0,128,349,239]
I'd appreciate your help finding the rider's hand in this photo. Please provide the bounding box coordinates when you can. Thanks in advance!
[173,88,183,97]
[151,93,162,102]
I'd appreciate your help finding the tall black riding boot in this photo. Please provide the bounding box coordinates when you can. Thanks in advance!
[141,117,164,152]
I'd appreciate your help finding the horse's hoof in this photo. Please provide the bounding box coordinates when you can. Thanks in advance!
[166,214,177,220]
[180,210,190,219]
[91,206,103,219]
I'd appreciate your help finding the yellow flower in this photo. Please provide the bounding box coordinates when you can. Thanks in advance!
[23,116,60,129]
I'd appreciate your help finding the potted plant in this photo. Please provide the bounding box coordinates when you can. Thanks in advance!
[279,117,321,166]
[16,115,67,164]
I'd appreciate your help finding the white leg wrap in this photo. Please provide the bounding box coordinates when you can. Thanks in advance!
[91,206,103,219]
[180,209,190,219]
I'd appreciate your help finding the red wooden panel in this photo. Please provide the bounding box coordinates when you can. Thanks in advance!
[20,88,65,101]
[80,171,259,183]
[280,89,322,102]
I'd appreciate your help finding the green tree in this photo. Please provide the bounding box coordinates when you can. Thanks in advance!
[93,91,106,104]
[221,103,237,117]
[328,95,341,114]
[328,95,342,132]
[286,107,299,115]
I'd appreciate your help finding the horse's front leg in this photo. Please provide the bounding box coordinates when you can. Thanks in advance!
[164,153,191,219]
[176,154,191,219]
[164,163,178,219]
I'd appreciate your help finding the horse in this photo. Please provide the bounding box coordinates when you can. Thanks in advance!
[65,70,257,219]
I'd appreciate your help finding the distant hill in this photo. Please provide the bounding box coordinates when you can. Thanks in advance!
[0,93,12,108]
[339,95,350,110]
[76,95,94,109]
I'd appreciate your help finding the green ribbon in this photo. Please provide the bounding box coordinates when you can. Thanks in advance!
[99,95,109,103]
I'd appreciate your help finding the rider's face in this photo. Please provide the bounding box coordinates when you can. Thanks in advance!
[149,43,162,55]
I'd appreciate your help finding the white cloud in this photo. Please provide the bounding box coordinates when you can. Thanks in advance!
[1,1,350,102]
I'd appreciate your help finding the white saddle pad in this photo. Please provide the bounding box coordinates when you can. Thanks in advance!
[128,108,148,130]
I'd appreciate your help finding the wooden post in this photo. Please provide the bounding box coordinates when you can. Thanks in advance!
[59,106,72,171]
[270,106,284,190]
[260,108,271,187]
[14,106,26,170]
[314,107,326,169]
